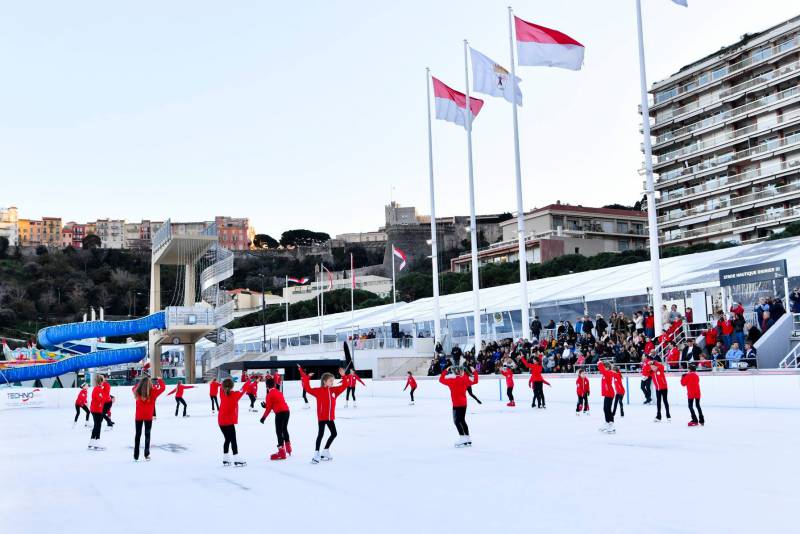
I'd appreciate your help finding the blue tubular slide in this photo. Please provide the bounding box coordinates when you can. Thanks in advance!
[0,312,166,385]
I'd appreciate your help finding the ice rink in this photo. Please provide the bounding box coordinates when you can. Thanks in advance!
[2,377,798,534]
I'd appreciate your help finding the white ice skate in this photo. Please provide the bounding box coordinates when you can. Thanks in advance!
[463,435,472,447]
[233,455,247,467]
[311,451,321,464]
[603,424,616,434]
[575,411,581,416]
[583,410,590,416]
[222,454,232,467]
[353,402,357,408]
[653,417,662,423]
[320,449,333,462]
[344,401,349,409]
[598,423,610,432]
[666,417,672,423]
[455,436,470,448]
[88,440,106,451]
[409,401,415,406]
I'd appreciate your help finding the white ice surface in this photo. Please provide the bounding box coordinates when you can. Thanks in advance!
[1,392,797,534]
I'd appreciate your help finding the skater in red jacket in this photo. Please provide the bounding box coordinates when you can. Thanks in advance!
[209,378,221,413]
[681,363,704,427]
[88,375,111,450]
[132,375,166,461]
[649,360,671,422]
[612,367,626,418]
[403,371,417,405]
[73,384,90,427]
[520,355,550,409]
[342,369,366,408]
[597,361,616,433]
[501,365,516,407]
[575,369,590,414]
[640,356,653,405]
[259,376,292,460]
[299,366,313,409]
[168,380,195,417]
[300,366,349,464]
[217,377,249,467]
[439,365,479,447]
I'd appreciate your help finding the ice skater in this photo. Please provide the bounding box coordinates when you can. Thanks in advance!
[73,384,90,427]
[501,364,516,407]
[612,366,625,418]
[575,369,589,415]
[209,378,220,413]
[650,359,671,422]
[597,361,616,434]
[520,355,550,408]
[132,375,165,461]
[681,363,704,427]
[299,365,349,464]
[103,395,116,428]
[404,371,417,405]
[259,376,292,460]
[640,355,653,404]
[88,374,110,450]
[299,366,313,409]
[245,377,259,412]
[168,380,195,417]
[218,377,249,467]
[439,365,479,447]
[342,368,365,408]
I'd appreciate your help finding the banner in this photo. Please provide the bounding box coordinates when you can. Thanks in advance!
[1,387,46,409]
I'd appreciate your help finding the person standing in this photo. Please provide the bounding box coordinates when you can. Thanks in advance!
[244,377,259,412]
[259,377,291,460]
[217,377,249,467]
[209,378,220,413]
[343,368,366,408]
[650,359,671,422]
[403,371,417,405]
[612,366,625,418]
[132,375,165,461]
[597,361,616,434]
[439,365,479,447]
[575,369,589,415]
[299,366,349,464]
[681,363,704,427]
[73,384,90,427]
[640,356,653,405]
[168,380,195,417]
[519,355,550,409]
[88,375,110,450]
[501,364,516,407]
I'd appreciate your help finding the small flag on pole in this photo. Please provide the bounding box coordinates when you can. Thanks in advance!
[432,76,484,129]
[287,276,309,285]
[322,265,333,290]
[393,246,408,271]
[350,253,356,289]
[470,47,522,105]
[514,16,585,71]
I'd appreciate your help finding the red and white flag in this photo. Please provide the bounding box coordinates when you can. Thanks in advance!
[288,276,309,285]
[514,16,584,71]
[322,265,333,290]
[350,253,356,289]
[393,246,408,271]
[432,77,484,129]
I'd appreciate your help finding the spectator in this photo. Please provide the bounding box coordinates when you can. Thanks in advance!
[668,304,681,324]
[661,305,670,327]
[685,307,694,323]
[719,314,734,348]
[703,327,717,356]
[745,322,762,345]
[729,301,745,320]
[681,338,702,364]
[530,316,542,339]
[742,342,758,369]
[760,311,775,333]
[633,312,644,334]
[732,313,745,350]
[789,287,800,314]
[725,342,743,368]
[595,314,608,337]
[772,298,786,322]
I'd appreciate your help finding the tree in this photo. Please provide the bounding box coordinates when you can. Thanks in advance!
[253,234,280,249]
[0,236,8,258]
[279,229,331,248]
[82,234,102,250]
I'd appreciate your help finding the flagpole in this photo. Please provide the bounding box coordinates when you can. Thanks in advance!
[350,253,355,340]
[636,0,664,338]
[320,264,325,343]
[284,275,289,326]
[425,67,442,343]
[391,244,397,320]
[507,7,530,342]
[463,39,482,354]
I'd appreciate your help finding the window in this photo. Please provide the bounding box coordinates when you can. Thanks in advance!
[618,240,630,252]
[616,222,628,233]
[712,66,727,80]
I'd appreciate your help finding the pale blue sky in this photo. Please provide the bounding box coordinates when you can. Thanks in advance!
[1,1,798,236]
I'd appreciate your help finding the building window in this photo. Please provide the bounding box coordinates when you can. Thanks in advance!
[618,240,630,252]
[616,222,628,233]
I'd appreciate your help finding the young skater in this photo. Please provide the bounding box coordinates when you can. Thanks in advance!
[217,376,249,467]
[612,366,625,418]
[439,365,479,447]
[132,375,165,461]
[501,365,516,407]
[168,380,195,417]
[681,363,704,427]
[650,359,671,422]
[343,369,365,408]
[575,369,590,415]
[520,355,550,408]
[88,375,110,450]
[259,376,291,460]
[299,365,349,464]
[640,355,653,404]
[74,384,90,427]
[597,361,616,433]
[209,378,220,413]
[404,371,417,405]
[299,366,313,409]
[245,377,259,412]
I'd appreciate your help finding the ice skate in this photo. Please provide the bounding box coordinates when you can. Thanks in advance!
[222,454,232,466]
[320,449,333,461]
[688,421,699,427]
[409,401,415,406]
[603,424,616,434]
[463,435,472,447]
[233,455,247,467]
[598,422,610,432]
[653,417,662,422]
[84,422,91,428]
[575,411,581,416]
[507,401,516,407]
[145,454,151,461]
[285,441,292,455]
[666,417,671,423]
[270,447,287,461]
[311,451,321,464]
[353,402,357,408]
[344,401,349,409]
[455,436,469,448]
[583,410,590,416]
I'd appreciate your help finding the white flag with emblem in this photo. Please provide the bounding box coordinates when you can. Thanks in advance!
[470,47,522,105]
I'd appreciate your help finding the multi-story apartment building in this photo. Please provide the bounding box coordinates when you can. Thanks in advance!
[215,216,254,251]
[94,219,125,249]
[17,217,62,247]
[646,15,800,246]
[0,206,19,247]
[450,203,647,273]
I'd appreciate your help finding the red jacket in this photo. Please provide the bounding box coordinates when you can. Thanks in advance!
[644,341,655,355]
[501,368,515,388]
[168,383,195,398]
[244,380,258,396]
[720,320,733,336]
[300,369,348,421]
[576,375,589,397]
[217,380,249,426]
[667,347,681,368]
[704,328,717,346]
[261,387,290,419]
[680,371,701,399]
[597,362,615,398]
[75,389,88,407]
[344,373,366,388]
[650,362,668,391]
[641,358,651,377]
[613,370,625,395]
[274,374,282,387]
[519,356,545,382]
[404,376,417,391]
[90,382,110,413]
[133,378,166,421]
[209,380,220,397]
[645,315,655,329]
[439,370,479,408]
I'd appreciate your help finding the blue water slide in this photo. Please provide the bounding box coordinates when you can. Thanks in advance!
[37,312,166,349]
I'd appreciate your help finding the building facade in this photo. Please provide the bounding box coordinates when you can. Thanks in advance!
[0,206,19,247]
[646,16,800,246]
[215,216,255,251]
[94,219,125,249]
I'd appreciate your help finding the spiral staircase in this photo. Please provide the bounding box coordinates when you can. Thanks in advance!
[199,243,236,376]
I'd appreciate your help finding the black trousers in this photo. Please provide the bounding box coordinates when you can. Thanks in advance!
[533,382,545,407]
[90,412,104,439]
[248,394,256,409]
[576,394,589,412]
[346,387,356,401]
[210,396,219,411]
[409,387,416,402]
[219,424,238,455]
[274,411,290,447]
[506,386,515,402]
[302,390,308,403]
[641,377,652,402]
[452,406,469,436]
[102,401,113,426]
[175,397,187,416]
[466,386,481,404]
[688,398,704,424]
[603,396,614,424]
[75,404,90,422]
[134,419,152,460]
[655,389,671,420]
[612,394,625,417]
[315,420,337,451]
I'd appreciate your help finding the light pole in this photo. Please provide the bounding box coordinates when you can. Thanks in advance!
[258,273,266,353]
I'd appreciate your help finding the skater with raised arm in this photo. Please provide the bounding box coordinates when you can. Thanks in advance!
[501,364,516,407]
[209,377,220,413]
[404,371,417,405]
[299,365,349,464]
[132,375,165,461]
[439,364,479,447]
[650,359,671,422]
[217,376,249,467]
[168,380,195,417]
[260,376,292,460]
[520,354,550,409]
[681,363,704,427]
[88,374,110,450]
[597,361,616,434]
[575,369,589,415]
[73,384,90,427]
[342,368,366,408]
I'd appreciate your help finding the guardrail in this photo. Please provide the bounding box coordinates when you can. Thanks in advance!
[164,306,217,328]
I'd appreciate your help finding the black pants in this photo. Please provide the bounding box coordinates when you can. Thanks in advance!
[248,394,256,409]
[315,420,337,451]
[641,377,652,402]
[506,386,515,402]
[409,387,416,402]
[452,407,469,436]
[467,386,481,404]
[688,398,704,424]
[603,396,614,424]
[102,401,113,426]
[134,419,152,460]
[274,411,290,447]
[346,387,356,401]
[612,394,625,417]
[75,404,89,422]
[533,382,545,408]
[219,424,238,455]
[90,412,104,439]
[576,394,589,412]
[655,389,671,420]
[302,390,308,403]
[210,396,219,411]
[175,397,187,416]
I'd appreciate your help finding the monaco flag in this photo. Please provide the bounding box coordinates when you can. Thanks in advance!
[514,16,584,71]
[432,76,484,129]
[470,47,522,105]
[392,246,408,271]
[288,276,309,285]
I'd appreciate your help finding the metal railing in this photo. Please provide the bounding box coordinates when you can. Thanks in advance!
[165,306,217,328]
[778,344,800,368]
[152,219,172,252]
[662,205,800,243]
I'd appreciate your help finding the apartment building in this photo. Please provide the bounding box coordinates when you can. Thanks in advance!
[94,219,125,249]
[17,217,62,247]
[0,206,19,247]
[215,216,255,251]
[647,15,800,246]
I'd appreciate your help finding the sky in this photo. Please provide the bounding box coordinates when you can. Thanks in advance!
[1,0,799,237]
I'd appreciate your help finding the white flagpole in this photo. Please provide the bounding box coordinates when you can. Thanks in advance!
[284,275,289,326]
[636,0,664,338]
[507,7,530,342]
[426,67,442,343]
[391,244,397,319]
[464,39,482,353]
[321,265,325,342]
[350,253,355,340]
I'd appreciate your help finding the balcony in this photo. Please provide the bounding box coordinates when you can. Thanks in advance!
[661,205,800,243]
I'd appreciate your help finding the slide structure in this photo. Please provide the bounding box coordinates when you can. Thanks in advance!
[0,312,166,385]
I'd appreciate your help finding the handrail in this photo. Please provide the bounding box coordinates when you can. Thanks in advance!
[662,205,800,242]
